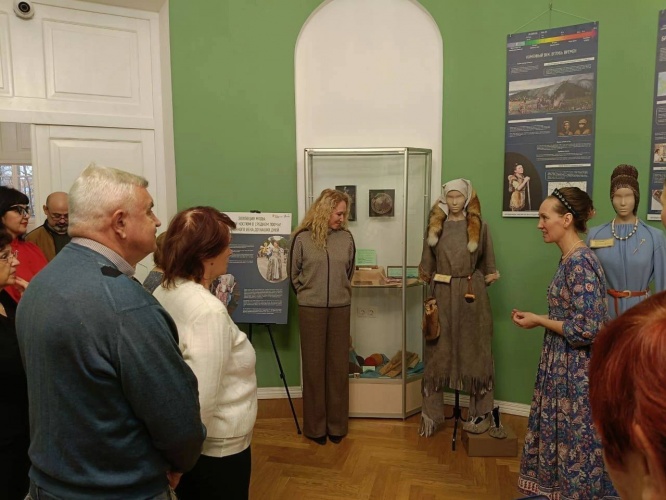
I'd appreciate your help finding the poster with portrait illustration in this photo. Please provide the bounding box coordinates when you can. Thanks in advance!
[503,22,599,217]
[210,212,291,325]
[647,11,666,220]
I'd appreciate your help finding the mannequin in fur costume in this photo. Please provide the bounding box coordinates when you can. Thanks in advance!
[418,179,499,437]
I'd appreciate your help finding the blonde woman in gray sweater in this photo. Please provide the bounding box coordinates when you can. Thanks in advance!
[290,189,355,445]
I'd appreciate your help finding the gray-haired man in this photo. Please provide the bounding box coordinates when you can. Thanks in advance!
[17,164,205,499]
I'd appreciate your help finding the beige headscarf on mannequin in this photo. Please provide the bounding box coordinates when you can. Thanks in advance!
[427,178,481,253]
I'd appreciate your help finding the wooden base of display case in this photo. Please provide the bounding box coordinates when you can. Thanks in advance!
[348,374,422,418]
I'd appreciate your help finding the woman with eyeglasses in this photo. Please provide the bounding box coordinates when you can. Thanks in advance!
[0,229,30,499]
[0,187,47,302]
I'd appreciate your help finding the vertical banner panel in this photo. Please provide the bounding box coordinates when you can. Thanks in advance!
[212,212,292,325]
[647,11,666,221]
[503,22,599,217]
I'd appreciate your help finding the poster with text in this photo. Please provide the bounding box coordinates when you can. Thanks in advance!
[503,22,599,217]
[648,11,666,221]
[211,212,292,325]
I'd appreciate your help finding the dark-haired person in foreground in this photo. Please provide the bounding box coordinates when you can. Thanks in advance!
[16,164,205,500]
[0,229,29,500]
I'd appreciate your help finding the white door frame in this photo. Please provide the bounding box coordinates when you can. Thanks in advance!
[0,0,176,221]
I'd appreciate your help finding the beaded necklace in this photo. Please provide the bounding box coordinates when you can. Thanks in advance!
[549,240,584,298]
[611,217,639,241]
[561,239,583,261]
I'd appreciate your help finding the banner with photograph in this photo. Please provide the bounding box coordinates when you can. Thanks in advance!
[503,22,599,217]
[210,212,292,325]
[647,11,666,221]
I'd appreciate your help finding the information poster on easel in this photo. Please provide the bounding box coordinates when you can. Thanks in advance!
[210,212,292,325]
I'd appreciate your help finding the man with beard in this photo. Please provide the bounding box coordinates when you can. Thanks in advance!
[26,191,71,261]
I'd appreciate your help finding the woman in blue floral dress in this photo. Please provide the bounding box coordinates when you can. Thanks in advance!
[512,187,618,499]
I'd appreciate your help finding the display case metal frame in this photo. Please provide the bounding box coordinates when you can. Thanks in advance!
[304,147,432,418]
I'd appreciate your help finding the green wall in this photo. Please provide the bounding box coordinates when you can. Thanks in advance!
[169,0,665,405]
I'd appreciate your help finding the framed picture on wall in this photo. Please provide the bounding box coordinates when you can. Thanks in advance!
[369,189,395,217]
[336,185,357,221]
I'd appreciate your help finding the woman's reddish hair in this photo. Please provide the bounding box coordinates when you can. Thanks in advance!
[161,206,236,288]
[590,290,666,472]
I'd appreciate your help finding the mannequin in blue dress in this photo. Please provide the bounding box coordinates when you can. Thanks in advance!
[587,164,666,317]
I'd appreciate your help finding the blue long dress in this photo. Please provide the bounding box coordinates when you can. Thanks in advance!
[518,247,618,500]
[587,219,666,318]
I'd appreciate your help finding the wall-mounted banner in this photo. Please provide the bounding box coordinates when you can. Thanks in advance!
[503,22,599,217]
[647,11,666,221]
[210,212,292,325]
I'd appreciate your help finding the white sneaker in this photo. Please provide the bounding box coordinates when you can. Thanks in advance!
[462,413,491,434]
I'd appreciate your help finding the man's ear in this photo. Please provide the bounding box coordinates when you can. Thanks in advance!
[42,205,48,216]
[634,422,666,498]
[111,209,127,239]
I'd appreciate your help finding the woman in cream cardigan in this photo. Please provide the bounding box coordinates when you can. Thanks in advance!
[154,206,257,500]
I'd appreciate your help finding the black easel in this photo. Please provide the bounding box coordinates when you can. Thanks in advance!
[445,389,463,451]
[248,323,302,434]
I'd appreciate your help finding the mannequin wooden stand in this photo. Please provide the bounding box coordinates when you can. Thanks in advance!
[445,389,463,451]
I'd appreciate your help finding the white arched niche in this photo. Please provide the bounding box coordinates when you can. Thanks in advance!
[294,0,443,218]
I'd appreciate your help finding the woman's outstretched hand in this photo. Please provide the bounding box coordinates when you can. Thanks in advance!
[511,309,545,329]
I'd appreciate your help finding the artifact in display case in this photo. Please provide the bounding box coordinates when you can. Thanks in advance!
[304,147,432,418]
[351,265,420,287]
[369,189,395,217]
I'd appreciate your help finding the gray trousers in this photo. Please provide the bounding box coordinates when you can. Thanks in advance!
[298,305,350,438]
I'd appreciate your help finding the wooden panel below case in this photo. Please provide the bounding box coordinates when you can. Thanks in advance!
[348,376,422,418]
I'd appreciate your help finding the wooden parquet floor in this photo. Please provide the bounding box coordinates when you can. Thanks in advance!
[251,399,528,500]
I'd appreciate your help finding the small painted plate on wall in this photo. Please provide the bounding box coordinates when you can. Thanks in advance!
[371,192,393,215]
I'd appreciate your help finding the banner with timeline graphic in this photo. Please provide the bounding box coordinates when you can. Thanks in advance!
[209,212,292,325]
[648,11,666,221]
[503,22,599,217]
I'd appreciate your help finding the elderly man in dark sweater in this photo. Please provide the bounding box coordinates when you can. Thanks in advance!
[16,164,205,500]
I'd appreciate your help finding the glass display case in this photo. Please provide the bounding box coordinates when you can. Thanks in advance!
[304,147,432,418]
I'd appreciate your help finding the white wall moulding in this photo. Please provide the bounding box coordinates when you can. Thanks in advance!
[33,124,158,281]
[255,388,530,417]
[0,0,177,235]
[33,125,157,213]
[83,0,165,12]
[44,22,139,102]
[0,122,31,162]
[443,392,530,418]
[0,12,12,97]
[0,0,157,128]
[257,387,303,400]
